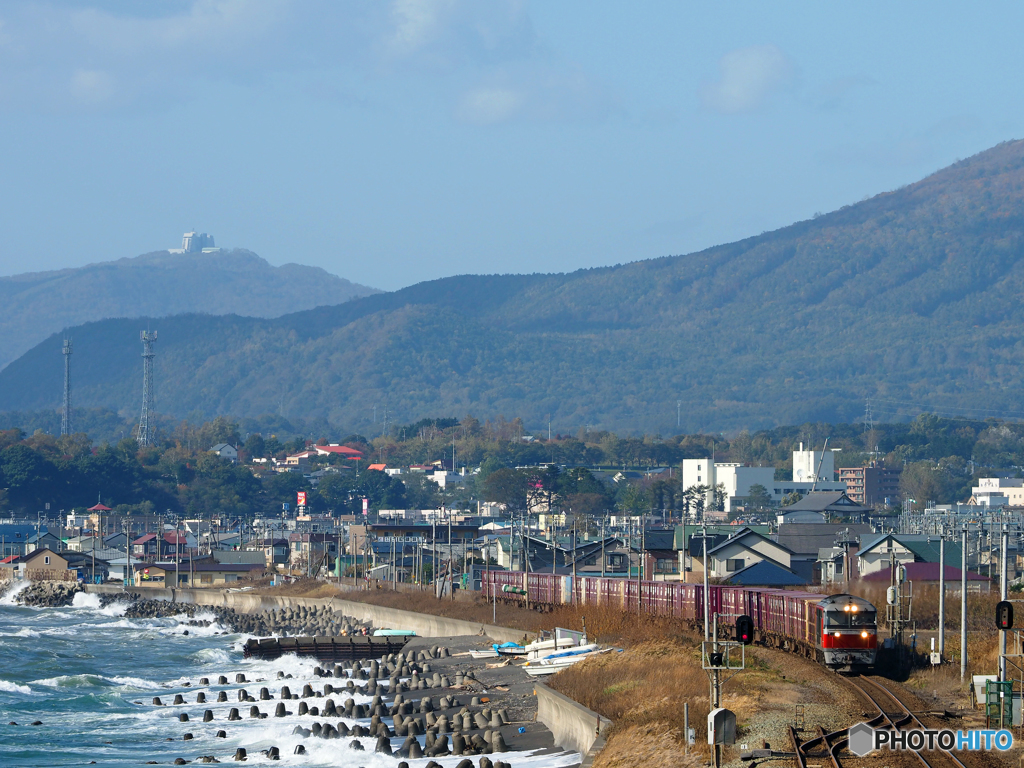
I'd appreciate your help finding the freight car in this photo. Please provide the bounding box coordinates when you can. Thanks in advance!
[482,571,877,672]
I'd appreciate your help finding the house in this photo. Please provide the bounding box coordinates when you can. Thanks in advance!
[857,534,964,577]
[106,556,144,583]
[777,491,871,524]
[775,523,874,584]
[367,463,387,472]
[313,444,364,460]
[16,548,73,580]
[861,563,990,593]
[242,537,290,566]
[132,531,189,560]
[212,550,266,566]
[25,531,62,554]
[135,562,264,588]
[288,533,340,568]
[209,443,239,462]
[62,550,111,582]
[721,559,808,586]
[0,524,43,558]
[706,527,794,578]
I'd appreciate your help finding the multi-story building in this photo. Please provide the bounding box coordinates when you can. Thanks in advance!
[969,477,1024,506]
[681,445,845,514]
[838,461,901,506]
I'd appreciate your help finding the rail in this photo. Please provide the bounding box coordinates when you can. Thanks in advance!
[845,675,971,768]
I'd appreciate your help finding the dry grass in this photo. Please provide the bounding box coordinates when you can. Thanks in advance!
[838,581,1002,632]
[549,638,727,766]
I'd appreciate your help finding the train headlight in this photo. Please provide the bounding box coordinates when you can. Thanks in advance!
[844,605,850,612]
[835,632,841,637]
[851,605,858,612]
[861,631,868,638]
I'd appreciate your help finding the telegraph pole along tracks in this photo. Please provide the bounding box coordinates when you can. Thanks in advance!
[777,675,979,768]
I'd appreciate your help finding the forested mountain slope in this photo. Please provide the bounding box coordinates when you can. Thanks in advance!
[5,140,1024,433]
[0,249,378,369]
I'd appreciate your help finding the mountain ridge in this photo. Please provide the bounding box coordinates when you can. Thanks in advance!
[5,140,1024,433]
[0,249,379,369]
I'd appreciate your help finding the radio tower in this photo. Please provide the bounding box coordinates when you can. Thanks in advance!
[137,331,157,447]
[61,338,72,436]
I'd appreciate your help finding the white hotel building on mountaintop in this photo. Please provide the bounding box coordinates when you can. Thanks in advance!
[682,444,846,514]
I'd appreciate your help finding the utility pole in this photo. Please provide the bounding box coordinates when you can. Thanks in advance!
[1000,523,1008,682]
[702,522,710,641]
[600,517,606,578]
[961,524,968,684]
[61,338,72,436]
[938,535,945,660]
[137,330,157,447]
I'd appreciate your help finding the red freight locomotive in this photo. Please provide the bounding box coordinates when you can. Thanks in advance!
[483,572,878,672]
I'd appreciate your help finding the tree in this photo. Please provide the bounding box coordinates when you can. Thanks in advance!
[244,433,267,458]
[483,468,528,511]
[781,491,803,506]
[746,483,772,509]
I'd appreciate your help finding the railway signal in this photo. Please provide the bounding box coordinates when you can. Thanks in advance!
[996,600,1014,630]
[736,614,754,645]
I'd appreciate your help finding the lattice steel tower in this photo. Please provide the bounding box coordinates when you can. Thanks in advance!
[61,338,72,436]
[138,330,157,446]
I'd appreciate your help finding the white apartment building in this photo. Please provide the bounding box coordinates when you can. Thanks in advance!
[970,478,1024,506]
[682,445,845,513]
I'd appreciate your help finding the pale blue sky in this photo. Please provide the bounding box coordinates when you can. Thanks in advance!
[0,1,1021,290]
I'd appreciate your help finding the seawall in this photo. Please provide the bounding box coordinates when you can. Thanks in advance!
[535,682,611,767]
[85,584,529,644]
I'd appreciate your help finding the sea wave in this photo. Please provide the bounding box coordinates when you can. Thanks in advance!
[32,674,106,688]
[0,579,32,605]
[0,680,33,694]
[13,627,41,637]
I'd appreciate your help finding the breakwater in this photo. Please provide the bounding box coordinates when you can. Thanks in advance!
[85,584,530,644]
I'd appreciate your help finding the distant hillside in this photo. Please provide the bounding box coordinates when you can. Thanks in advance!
[0,249,379,369]
[6,140,1024,433]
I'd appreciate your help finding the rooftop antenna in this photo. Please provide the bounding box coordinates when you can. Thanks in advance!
[61,338,72,436]
[138,330,157,446]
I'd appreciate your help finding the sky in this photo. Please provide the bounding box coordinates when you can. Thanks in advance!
[1,2,1023,291]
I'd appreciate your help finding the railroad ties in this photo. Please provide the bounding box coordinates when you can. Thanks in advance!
[243,635,411,662]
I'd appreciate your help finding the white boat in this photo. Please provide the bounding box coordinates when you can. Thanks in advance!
[470,650,499,659]
[522,645,606,675]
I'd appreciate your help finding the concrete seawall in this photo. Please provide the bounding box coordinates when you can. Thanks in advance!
[535,682,611,767]
[85,584,529,644]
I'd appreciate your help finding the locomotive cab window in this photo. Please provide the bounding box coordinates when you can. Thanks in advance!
[850,610,876,627]
[825,610,851,627]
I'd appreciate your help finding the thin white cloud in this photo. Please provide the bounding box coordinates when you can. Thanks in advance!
[381,0,536,70]
[456,86,525,125]
[387,0,457,58]
[70,69,115,105]
[701,44,796,114]
[454,63,620,126]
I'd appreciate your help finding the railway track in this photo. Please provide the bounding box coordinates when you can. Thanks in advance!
[787,675,973,768]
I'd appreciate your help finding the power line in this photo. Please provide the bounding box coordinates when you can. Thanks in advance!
[867,397,1024,422]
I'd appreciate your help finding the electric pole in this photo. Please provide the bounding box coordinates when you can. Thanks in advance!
[61,338,72,436]
[137,330,157,447]
[961,524,968,684]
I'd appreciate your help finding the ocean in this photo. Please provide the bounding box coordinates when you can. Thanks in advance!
[0,582,579,767]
